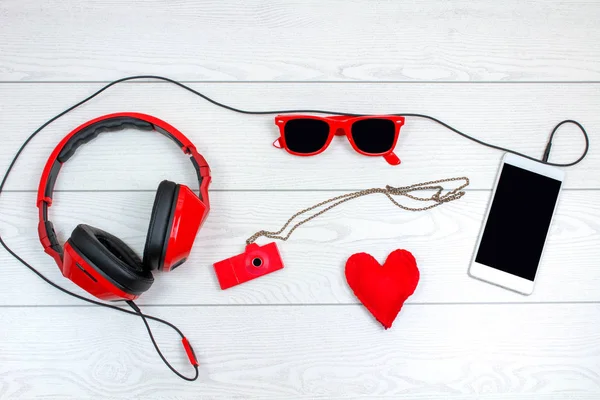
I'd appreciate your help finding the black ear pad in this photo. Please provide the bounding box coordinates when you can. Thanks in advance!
[143,180,179,271]
[68,224,154,295]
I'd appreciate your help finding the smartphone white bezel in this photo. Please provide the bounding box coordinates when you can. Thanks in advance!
[468,153,564,295]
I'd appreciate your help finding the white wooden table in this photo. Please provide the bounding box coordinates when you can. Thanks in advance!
[1,1,599,398]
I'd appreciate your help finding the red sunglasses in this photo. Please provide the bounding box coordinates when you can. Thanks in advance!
[273,115,405,165]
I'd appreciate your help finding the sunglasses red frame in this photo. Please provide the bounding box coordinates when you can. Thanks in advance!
[273,115,405,165]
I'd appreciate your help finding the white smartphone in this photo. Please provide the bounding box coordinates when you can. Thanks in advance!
[469,153,564,295]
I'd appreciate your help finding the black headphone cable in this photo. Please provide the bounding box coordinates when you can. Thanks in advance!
[0,75,590,382]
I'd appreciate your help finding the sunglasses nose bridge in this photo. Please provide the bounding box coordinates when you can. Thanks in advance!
[334,127,346,136]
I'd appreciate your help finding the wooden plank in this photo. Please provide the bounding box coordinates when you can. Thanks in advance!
[1,1,600,82]
[0,304,598,398]
[1,190,598,306]
[0,82,598,191]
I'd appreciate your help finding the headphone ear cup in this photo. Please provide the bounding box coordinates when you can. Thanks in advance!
[143,180,178,271]
[68,224,154,298]
[159,184,208,272]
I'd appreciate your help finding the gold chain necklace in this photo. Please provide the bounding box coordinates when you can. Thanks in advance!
[246,177,470,245]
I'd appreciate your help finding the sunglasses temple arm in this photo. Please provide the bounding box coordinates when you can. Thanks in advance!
[383,152,401,166]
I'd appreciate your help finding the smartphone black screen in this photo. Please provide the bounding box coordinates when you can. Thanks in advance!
[475,163,562,281]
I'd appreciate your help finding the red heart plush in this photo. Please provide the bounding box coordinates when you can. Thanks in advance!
[345,250,419,329]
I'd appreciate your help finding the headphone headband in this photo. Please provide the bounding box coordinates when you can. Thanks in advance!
[37,112,211,266]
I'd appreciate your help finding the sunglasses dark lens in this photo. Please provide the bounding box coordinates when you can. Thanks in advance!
[283,119,330,154]
[351,119,396,154]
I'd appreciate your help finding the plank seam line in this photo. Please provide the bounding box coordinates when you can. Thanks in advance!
[2,188,599,193]
[2,80,600,84]
[1,301,598,309]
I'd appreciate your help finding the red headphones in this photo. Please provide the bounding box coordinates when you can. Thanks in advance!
[37,112,211,301]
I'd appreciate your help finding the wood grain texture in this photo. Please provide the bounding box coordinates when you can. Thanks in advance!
[2,2,600,397]
[0,304,599,399]
[1,190,599,306]
[0,82,598,191]
[1,0,600,82]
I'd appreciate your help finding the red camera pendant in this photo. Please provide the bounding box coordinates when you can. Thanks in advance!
[213,242,285,290]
